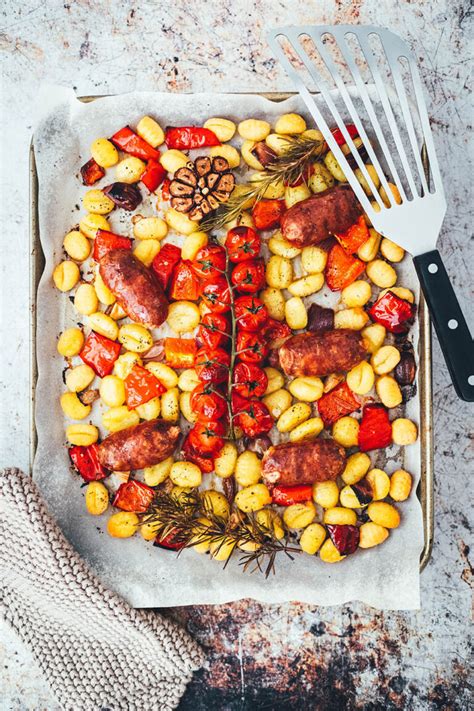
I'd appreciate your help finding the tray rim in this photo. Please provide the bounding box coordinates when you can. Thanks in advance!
[28,90,434,571]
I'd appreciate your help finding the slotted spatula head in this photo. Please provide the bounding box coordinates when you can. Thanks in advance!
[267,25,474,401]
[267,25,447,255]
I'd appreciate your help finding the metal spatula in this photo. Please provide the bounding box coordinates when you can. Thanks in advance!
[268,25,474,401]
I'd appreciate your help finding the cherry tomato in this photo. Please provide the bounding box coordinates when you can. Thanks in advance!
[233,362,268,398]
[231,259,265,294]
[234,296,268,332]
[188,421,226,456]
[236,331,268,364]
[225,226,261,263]
[197,313,230,350]
[182,434,215,473]
[201,277,231,313]
[231,391,249,416]
[262,318,292,346]
[234,400,273,438]
[190,383,228,421]
[192,244,226,280]
[195,347,230,384]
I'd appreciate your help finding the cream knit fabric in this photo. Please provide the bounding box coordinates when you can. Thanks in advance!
[0,468,205,711]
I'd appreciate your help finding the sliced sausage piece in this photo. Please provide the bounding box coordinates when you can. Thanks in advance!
[278,329,367,377]
[99,249,168,328]
[262,439,345,486]
[281,185,362,247]
[97,419,180,471]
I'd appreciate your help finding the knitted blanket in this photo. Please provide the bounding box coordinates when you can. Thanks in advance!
[0,468,205,710]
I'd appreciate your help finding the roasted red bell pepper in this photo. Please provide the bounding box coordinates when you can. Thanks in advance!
[113,480,154,513]
[334,216,370,254]
[151,243,182,291]
[111,126,160,161]
[331,123,359,147]
[325,244,366,291]
[80,157,105,186]
[271,485,313,506]
[165,126,220,150]
[93,229,132,261]
[124,365,166,409]
[161,178,171,201]
[317,381,361,426]
[252,199,286,230]
[164,338,197,369]
[141,158,167,193]
[169,260,201,300]
[154,529,185,550]
[358,403,392,452]
[368,290,415,333]
[80,331,121,377]
[69,443,108,482]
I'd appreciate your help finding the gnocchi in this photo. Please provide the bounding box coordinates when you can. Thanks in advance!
[266,255,293,289]
[63,230,91,262]
[136,116,165,147]
[276,402,311,433]
[53,261,80,292]
[235,451,262,487]
[57,328,84,357]
[85,482,109,515]
[133,216,168,240]
[288,377,323,402]
[91,138,118,168]
[235,484,271,513]
[300,523,326,555]
[285,296,308,330]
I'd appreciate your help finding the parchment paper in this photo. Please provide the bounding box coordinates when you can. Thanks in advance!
[33,89,424,609]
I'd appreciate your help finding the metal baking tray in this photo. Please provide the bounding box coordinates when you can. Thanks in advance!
[28,92,434,570]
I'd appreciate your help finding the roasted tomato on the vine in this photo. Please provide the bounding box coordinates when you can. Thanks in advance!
[225,226,261,263]
[201,277,231,313]
[182,434,215,473]
[231,259,265,294]
[234,400,273,438]
[234,296,268,332]
[197,313,230,350]
[192,244,226,280]
[195,347,230,384]
[190,383,228,422]
[236,331,268,364]
[188,421,226,456]
[233,362,268,398]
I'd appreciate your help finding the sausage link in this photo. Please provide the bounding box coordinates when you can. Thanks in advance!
[100,249,168,329]
[278,329,367,377]
[98,419,180,471]
[262,439,345,486]
[281,185,362,248]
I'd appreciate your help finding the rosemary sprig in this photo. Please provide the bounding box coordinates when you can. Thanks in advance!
[200,134,326,232]
[141,489,300,577]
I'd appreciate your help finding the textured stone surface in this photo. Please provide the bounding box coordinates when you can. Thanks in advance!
[0,1,472,709]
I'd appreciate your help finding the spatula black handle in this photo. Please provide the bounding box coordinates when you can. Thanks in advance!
[414,249,474,401]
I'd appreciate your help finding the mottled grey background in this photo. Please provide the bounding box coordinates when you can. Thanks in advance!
[0,1,472,709]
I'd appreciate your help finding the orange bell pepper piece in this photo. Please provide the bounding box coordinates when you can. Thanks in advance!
[325,244,365,291]
[334,216,370,254]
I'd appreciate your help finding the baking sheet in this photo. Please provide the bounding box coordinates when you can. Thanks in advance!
[33,89,424,609]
